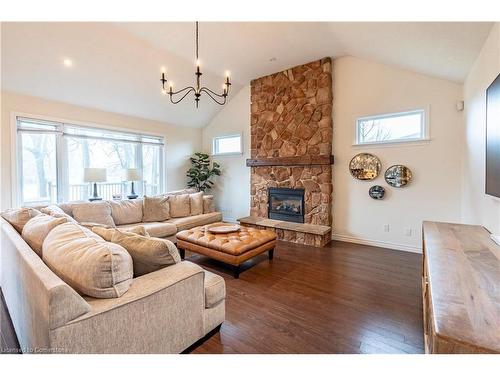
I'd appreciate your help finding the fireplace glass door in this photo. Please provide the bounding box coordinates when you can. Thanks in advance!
[268,188,305,223]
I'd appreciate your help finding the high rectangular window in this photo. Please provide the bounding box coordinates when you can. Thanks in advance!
[16,116,164,206]
[355,109,427,145]
[212,134,242,156]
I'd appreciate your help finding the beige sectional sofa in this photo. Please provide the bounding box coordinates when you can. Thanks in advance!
[0,188,226,353]
[55,188,222,243]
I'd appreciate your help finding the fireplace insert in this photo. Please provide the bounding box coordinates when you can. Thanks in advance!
[268,187,305,223]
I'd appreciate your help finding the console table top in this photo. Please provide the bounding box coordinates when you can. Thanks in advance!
[422,221,500,352]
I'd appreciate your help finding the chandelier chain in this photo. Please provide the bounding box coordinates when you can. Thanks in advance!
[195,22,199,62]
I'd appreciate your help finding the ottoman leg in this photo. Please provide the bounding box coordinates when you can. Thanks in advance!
[233,265,240,279]
[269,249,274,260]
[179,248,185,260]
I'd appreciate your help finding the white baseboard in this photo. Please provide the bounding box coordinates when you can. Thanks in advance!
[332,233,422,254]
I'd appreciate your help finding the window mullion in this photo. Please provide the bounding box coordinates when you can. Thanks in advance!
[136,143,143,197]
[58,124,67,203]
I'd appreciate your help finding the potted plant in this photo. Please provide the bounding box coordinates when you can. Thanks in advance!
[186,152,221,192]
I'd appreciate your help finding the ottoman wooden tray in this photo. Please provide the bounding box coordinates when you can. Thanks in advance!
[176,222,277,278]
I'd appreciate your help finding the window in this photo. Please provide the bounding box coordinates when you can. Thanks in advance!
[212,134,242,156]
[16,116,164,206]
[355,109,427,145]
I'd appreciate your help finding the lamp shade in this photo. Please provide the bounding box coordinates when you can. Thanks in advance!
[125,168,142,181]
[84,168,107,183]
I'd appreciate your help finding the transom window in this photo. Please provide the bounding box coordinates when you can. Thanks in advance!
[16,116,164,206]
[212,134,242,156]
[355,109,427,145]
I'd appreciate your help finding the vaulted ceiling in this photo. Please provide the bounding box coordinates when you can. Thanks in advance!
[1,22,493,128]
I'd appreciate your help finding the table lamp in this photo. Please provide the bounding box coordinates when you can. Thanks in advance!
[125,168,142,199]
[84,168,107,201]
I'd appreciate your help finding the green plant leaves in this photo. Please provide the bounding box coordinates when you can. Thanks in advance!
[186,152,222,192]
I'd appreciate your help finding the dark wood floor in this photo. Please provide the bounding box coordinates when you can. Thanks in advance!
[1,240,424,354]
[187,240,424,353]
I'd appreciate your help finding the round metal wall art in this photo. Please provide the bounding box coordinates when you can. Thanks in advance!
[385,165,413,188]
[369,185,385,200]
[349,153,382,181]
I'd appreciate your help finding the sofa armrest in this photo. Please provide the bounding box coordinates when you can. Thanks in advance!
[49,261,207,353]
[72,261,205,318]
[203,195,215,213]
[1,218,91,352]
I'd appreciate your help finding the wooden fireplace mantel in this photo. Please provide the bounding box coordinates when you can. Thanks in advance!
[246,155,334,167]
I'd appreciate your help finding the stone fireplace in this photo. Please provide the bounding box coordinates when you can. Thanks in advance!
[239,57,334,247]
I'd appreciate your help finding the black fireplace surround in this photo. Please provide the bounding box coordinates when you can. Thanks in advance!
[268,187,305,223]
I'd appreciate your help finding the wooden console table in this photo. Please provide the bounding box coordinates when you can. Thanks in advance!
[422,221,500,353]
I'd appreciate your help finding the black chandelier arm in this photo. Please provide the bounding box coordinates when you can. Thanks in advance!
[200,88,227,105]
[200,86,228,99]
[169,86,196,96]
[169,87,196,104]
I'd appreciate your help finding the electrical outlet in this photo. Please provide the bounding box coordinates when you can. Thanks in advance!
[405,227,413,236]
[383,224,390,232]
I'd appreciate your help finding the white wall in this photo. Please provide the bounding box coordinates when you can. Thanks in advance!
[461,23,500,234]
[333,56,463,252]
[201,57,465,252]
[1,91,202,210]
[202,86,251,222]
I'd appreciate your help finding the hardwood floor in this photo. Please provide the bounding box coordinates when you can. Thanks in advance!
[187,240,424,353]
[1,288,20,354]
[0,240,424,354]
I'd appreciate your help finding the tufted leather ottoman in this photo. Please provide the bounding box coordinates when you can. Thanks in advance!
[176,223,277,278]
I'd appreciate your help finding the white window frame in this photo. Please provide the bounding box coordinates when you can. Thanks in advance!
[11,111,166,207]
[212,133,243,156]
[354,108,430,146]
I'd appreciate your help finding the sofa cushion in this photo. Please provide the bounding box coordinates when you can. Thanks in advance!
[92,225,150,242]
[1,207,42,233]
[21,214,69,257]
[117,222,177,238]
[189,192,204,216]
[143,195,170,222]
[79,222,112,230]
[168,194,190,218]
[71,201,115,228]
[109,199,143,225]
[203,270,226,308]
[57,200,86,216]
[167,212,223,232]
[203,195,215,214]
[41,205,78,223]
[110,230,181,276]
[42,222,133,298]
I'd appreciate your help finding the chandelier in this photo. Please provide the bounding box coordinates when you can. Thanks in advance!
[160,22,231,108]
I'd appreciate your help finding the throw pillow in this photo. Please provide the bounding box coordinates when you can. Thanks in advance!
[21,214,69,257]
[168,194,190,218]
[41,205,78,223]
[110,230,181,276]
[1,208,42,233]
[203,195,215,214]
[142,195,170,222]
[92,225,150,242]
[109,199,143,225]
[71,201,116,228]
[79,222,112,230]
[42,222,133,298]
[189,192,204,216]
